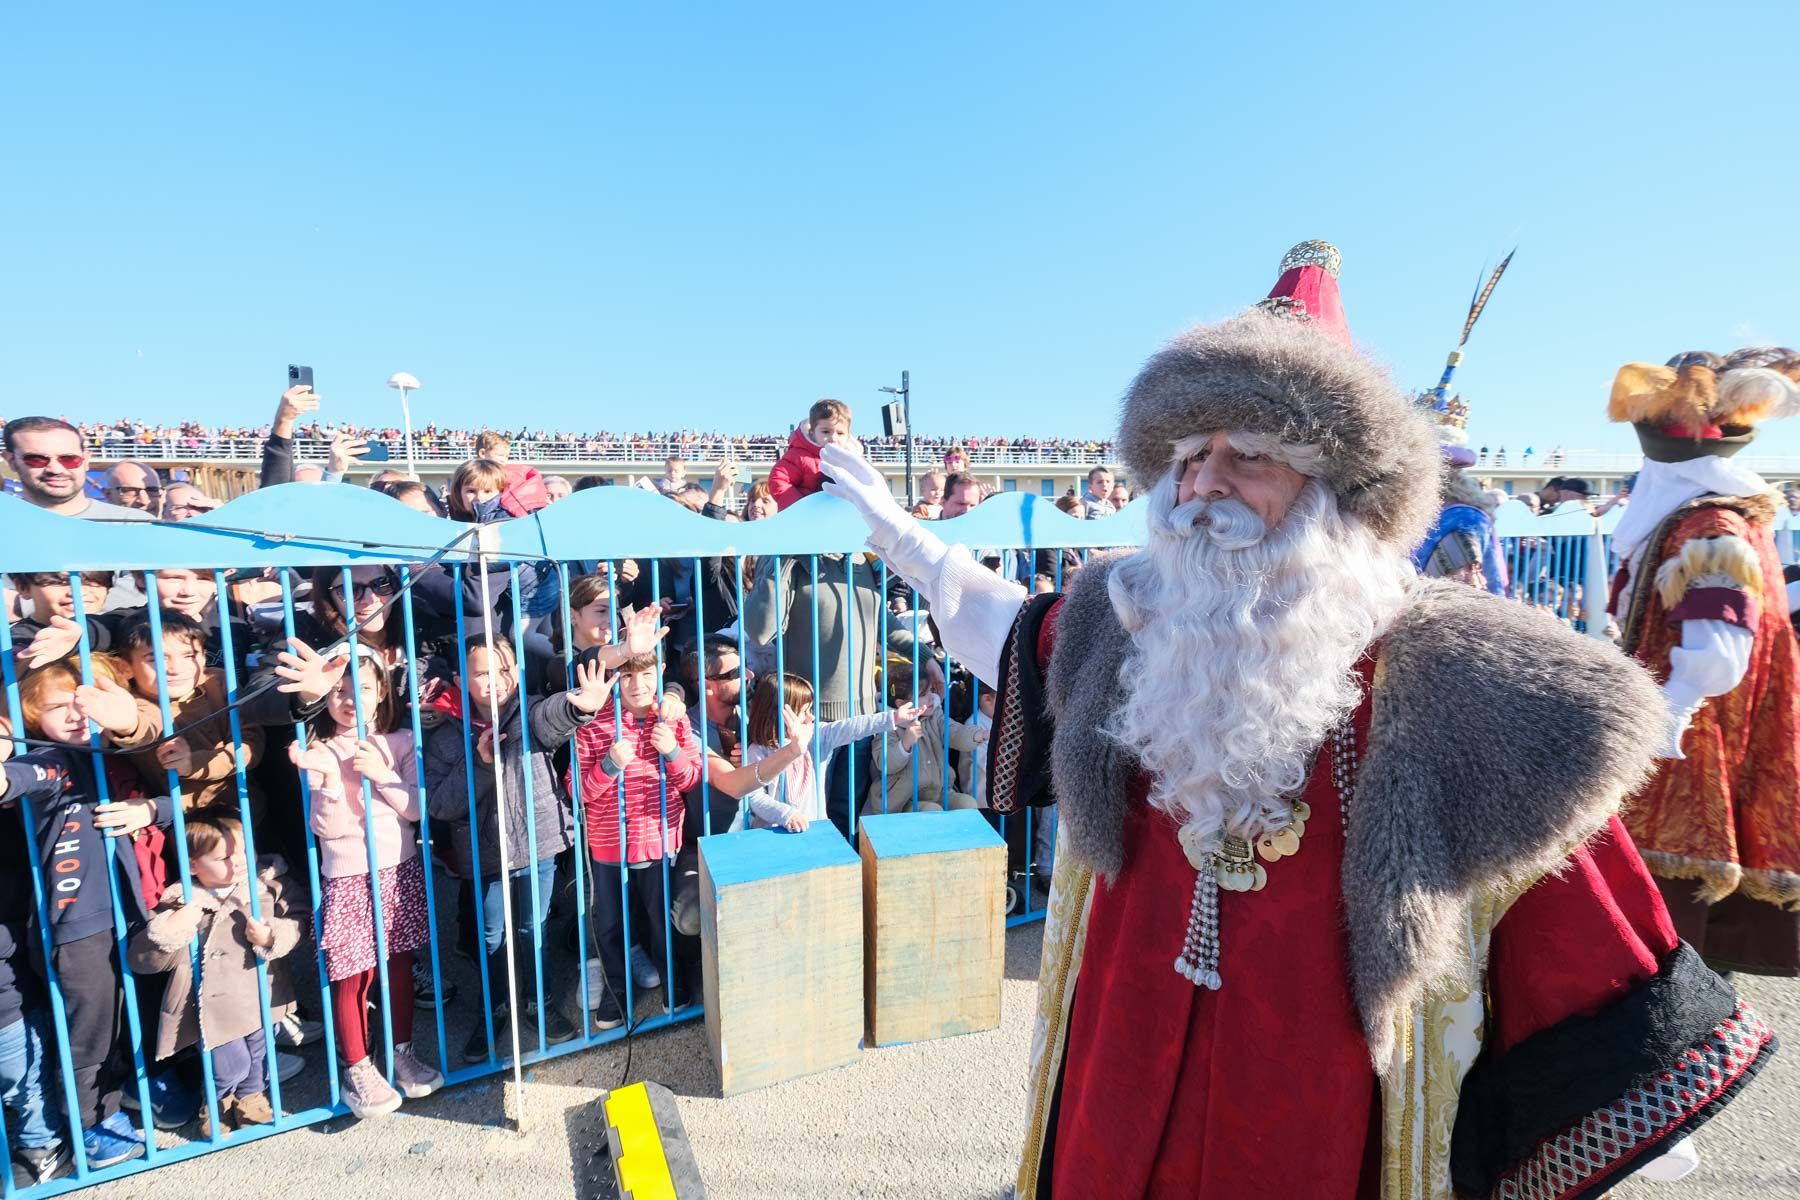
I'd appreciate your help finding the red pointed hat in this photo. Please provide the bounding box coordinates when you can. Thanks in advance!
[1258,240,1351,347]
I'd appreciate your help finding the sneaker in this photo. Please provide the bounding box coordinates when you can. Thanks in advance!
[121,1069,200,1131]
[341,1058,402,1119]
[629,944,662,990]
[413,961,456,1008]
[232,1091,274,1128]
[590,990,624,1032]
[530,1003,578,1046]
[81,1123,144,1170]
[391,1045,444,1099]
[196,1094,238,1140]
[584,958,608,1010]
[462,1017,496,1065]
[275,1011,324,1048]
[97,1111,143,1145]
[276,1051,305,1083]
[13,1143,70,1184]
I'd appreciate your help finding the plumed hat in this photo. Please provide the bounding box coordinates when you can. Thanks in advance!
[1610,346,1800,462]
[1116,241,1442,549]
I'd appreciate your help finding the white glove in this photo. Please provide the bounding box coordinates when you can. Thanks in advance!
[819,444,914,550]
[1657,704,1694,761]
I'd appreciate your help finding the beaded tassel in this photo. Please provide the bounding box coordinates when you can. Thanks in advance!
[1172,719,1357,990]
[1173,858,1223,990]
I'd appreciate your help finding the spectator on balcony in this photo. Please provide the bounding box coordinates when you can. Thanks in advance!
[475,431,511,465]
[2,417,151,522]
[655,457,688,497]
[103,461,163,516]
[768,399,854,511]
[1082,466,1116,518]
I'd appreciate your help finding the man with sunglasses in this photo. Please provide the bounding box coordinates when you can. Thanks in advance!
[103,461,163,516]
[2,418,151,522]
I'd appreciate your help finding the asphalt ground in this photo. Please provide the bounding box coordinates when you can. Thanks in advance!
[74,927,1797,1200]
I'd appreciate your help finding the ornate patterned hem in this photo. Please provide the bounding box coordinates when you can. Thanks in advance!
[1492,1003,1776,1200]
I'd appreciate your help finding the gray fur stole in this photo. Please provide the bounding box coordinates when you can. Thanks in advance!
[1044,554,1667,1051]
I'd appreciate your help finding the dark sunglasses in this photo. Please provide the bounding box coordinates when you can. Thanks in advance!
[706,664,751,682]
[347,575,401,599]
[19,453,85,469]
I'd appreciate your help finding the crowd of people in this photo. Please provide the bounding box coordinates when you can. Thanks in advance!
[0,394,1075,1188]
[68,416,1116,466]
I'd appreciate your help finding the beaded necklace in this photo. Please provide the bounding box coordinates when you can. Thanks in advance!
[1173,719,1358,989]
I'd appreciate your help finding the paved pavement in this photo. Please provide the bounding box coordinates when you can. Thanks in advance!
[78,928,1797,1200]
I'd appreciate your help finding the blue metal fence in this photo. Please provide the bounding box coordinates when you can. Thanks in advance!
[0,484,1141,1195]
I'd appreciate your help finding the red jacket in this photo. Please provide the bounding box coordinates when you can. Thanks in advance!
[569,699,702,864]
[767,427,825,511]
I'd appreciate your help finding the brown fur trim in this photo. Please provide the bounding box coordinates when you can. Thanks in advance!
[1115,312,1442,550]
[1637,848,1746,906]
[1654,535,1763,609]
[1738,866,1800,911]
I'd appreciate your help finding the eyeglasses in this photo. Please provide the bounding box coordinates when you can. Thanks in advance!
[347,575,401,599]
[706,665,750,682]
[18,453,85,470]
[108,486,162,500]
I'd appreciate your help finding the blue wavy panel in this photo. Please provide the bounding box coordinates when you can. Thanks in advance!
[2,486,1148,572]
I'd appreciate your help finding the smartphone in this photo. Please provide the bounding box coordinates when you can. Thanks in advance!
[365,442,391,462]
[288,364,315,390]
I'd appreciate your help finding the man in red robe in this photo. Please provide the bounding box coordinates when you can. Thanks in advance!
[1606,348,1800,975]
[821,242,1776,1199]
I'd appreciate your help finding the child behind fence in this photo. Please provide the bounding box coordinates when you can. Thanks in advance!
[0,657,175,1170]
[863,661,977,817]
[127,810,305,1138]
[568,654,702,1027]
[743,672,920,833]
[287,650,442,1119]
[112,610,267,822]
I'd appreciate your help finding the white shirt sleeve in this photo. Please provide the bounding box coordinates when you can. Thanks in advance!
[869,521,1028,687]
[1663,620,1753,714]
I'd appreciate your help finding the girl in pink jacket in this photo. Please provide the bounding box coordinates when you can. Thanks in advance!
[288,653,440,1119]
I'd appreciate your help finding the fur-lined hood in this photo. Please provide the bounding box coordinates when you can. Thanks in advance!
[1046,556,1666,1057]
[1116,312,1443,551]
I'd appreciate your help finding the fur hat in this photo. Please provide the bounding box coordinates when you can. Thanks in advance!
[1610,346,1800,462]
[1115,243,1443,549]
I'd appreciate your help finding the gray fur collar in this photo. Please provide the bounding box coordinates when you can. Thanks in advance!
[1045,554,1666,1057]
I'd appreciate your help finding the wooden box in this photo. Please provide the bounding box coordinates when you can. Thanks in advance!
[858,810,1006,1047]
[697,824,863,1096]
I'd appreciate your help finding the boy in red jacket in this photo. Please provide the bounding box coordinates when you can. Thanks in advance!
[568,654,702,1026]
[767,399,855,511]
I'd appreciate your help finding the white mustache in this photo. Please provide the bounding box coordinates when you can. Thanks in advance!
[1168,496,1267,549]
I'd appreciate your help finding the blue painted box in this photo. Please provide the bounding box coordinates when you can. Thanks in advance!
[858,810,1006,1047]
[697,824,864,1095]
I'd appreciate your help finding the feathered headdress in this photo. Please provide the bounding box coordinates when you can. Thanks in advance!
[1610,346,1800,462]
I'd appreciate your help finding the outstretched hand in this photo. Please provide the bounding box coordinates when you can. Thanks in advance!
[819,444,911,545]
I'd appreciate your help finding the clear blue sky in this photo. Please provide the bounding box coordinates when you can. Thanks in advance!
[3,3,1794,455]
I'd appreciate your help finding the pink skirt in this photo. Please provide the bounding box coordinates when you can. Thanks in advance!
[319,855,431,981]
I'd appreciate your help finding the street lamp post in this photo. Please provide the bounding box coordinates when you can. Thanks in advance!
[878,370,913,507]
[387,372,421,478]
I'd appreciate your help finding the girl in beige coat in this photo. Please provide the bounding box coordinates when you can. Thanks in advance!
[128,811,306,1137]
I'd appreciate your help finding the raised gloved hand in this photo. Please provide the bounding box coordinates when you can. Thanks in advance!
[819,444,914,550]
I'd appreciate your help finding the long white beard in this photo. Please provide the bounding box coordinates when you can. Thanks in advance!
[1104,474,1414,848]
